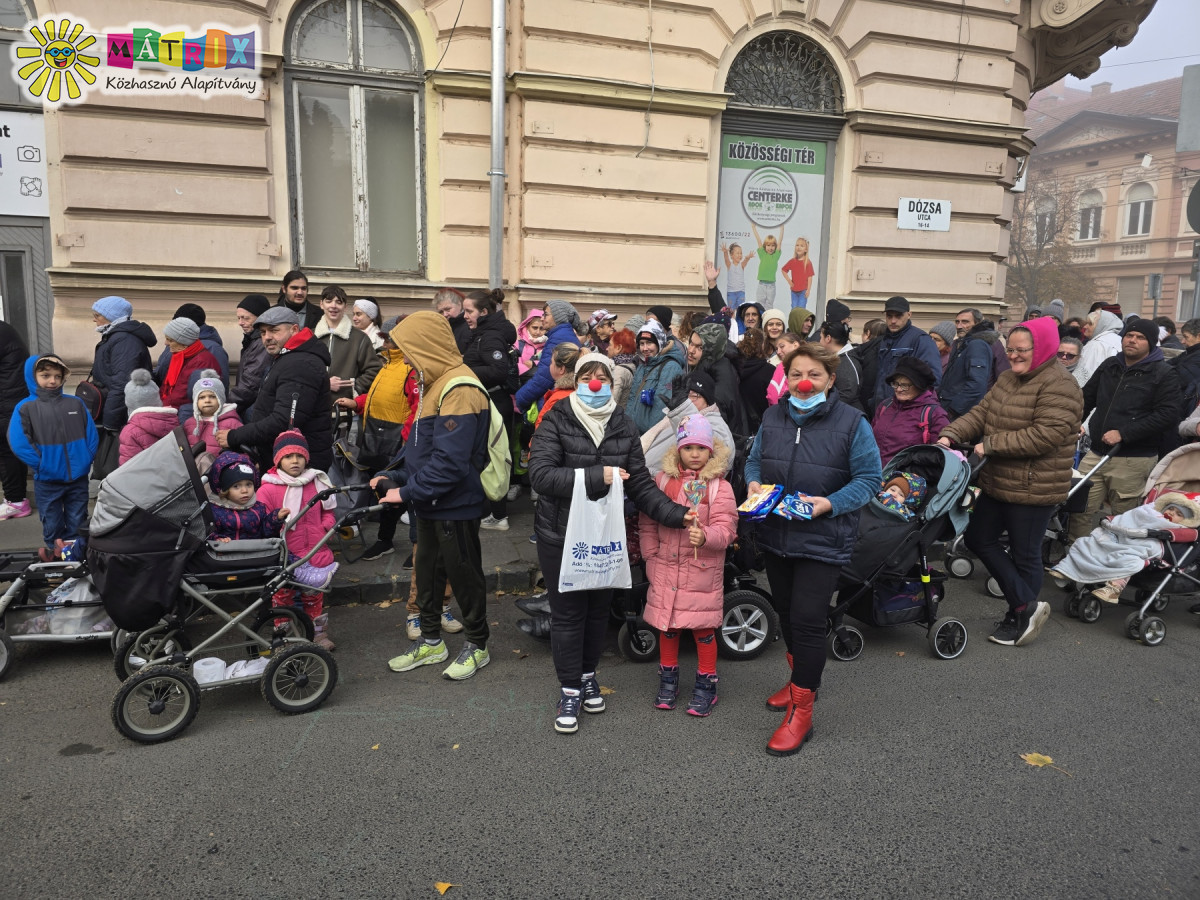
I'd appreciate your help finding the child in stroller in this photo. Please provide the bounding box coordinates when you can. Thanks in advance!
[207,452,288,542]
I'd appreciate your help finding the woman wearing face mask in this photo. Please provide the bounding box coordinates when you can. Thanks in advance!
[744,343,881,756]
[528,352,695,735]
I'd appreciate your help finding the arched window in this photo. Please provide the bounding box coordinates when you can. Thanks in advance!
[286,0,422,272]
[1125,182,1153,237]
[1077,189,1102,241]
[725,32,844,115]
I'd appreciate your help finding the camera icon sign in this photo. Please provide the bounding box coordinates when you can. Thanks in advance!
[17,145,40,163]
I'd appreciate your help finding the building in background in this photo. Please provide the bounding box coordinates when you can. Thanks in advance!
[1020,75,1200,322]
[0,0,1161,365]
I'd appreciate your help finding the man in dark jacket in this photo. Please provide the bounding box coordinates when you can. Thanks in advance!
[276,274,322,330]
[1070,318,1182,540]
[434,287,472,352]
[870,295,943,414]
[0,320,30,518]
[677,322,747,438]
[228,294,273,415]
[217,307,333,471]
[808,298,852,342]
[938,308,996,418]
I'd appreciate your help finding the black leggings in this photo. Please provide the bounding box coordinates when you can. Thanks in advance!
[763,554,841,691]
[538,542,611,690]
[964,493,1055,614]
[0,413,26,502]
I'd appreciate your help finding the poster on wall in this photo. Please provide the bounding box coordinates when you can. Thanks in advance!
[716,134,826,317]
[0,110,49,218]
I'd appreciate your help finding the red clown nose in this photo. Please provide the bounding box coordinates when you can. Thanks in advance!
[797,379,814,393]
[588,378,602,392]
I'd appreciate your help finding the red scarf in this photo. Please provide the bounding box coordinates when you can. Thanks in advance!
[161,340,205,402]
[283,328,313,352]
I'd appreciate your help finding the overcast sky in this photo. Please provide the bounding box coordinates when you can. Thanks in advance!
[1068,0,1200,91]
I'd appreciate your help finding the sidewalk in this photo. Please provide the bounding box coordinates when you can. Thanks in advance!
[0,489,543,606]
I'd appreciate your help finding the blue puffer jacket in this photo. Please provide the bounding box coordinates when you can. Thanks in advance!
[92,319,157,431]
[515,321,580,413]
[8,356,99,482]
[625,341,685,434]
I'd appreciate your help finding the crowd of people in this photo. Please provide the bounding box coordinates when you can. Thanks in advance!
[3,268,1200,754]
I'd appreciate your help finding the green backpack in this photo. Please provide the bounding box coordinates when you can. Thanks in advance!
[437,375,512,502]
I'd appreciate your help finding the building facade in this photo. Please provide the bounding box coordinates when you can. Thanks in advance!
[0,0,1160,364]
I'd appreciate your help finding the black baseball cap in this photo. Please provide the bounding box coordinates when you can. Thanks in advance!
[884,296,910,313]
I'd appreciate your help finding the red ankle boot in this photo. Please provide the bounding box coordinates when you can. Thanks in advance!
[765,652,793,710]
[766,684,815,756]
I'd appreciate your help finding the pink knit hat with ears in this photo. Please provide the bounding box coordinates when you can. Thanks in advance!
[676,414,714,451]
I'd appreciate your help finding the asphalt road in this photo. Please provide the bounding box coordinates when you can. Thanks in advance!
[2,558,1199,900]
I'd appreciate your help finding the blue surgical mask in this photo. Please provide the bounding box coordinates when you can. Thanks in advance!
[789,391,826,413]
[577,383,613,409]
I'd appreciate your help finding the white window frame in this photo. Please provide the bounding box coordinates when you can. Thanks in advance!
[1077,190,1102,241]
[1125,182,1154,238]
[285,0,424,274]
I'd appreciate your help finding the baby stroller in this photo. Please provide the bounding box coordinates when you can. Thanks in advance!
[0,550,113,681]
[88,428,378,743]
[827,444,976,661]
[1061,442,1200,645]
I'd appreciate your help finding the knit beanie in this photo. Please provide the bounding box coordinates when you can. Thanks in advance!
[354,298,379,320]
[574,351,614,377]
[210,451,260,491]
[636,319,668,350]
[163,317,200,346]
[884,472,927,508]
[930,321,957,345]
[686,372,716,406]
[191,369,226,411]
[676,413,714,451]
[1046,298,1066,322]
[762,309,787,330]
[174,303,206,326]
[124,368,162,413]
[237,294,271,318]
[92,295,132,322]
[646,305,674,328]
[1121,317,1159,349]
[825,299,852,323]
[273,429,310,466]
[624,314,647,334]
[546,299,583,335]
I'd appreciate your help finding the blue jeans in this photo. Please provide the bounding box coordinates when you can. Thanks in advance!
[726,290,745,307]
[790,290,808,309]
[33,476,89,548]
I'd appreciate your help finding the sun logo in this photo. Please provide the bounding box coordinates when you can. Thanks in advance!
[13,17,99,104]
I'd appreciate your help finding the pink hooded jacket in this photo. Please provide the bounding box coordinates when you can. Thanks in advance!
[516,310,546,376]
[183,403,243,456]
[257,469,336,567]
[639,442,738,631]
[118,407,179,465]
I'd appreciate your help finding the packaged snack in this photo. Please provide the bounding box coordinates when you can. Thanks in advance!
[773,492,814,521]
[739,483,783,520]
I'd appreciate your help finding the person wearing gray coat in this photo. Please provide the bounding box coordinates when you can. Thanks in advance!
[229,294,273,416]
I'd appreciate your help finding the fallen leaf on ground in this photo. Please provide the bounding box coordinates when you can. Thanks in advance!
[895,651,905,657]
[496,590,506,596]
[378,600,393,609]
[600,686,615,695]
[1020,752,1073,776]
[371,743,380,750]
[452,744,460,750]
[434,884,457,896]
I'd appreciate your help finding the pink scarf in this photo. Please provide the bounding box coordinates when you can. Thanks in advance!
[260,467,335,525]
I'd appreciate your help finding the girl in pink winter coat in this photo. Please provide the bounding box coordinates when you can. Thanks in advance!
[183,370,242,456]
[639,414,738,717]
[118,368,178,465]
[257,430,338,651]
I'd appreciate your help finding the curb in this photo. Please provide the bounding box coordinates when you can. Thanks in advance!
[326,563,541,606]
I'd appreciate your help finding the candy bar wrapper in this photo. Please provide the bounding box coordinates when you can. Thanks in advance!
[772,492,814,521]
[738,483,784,520]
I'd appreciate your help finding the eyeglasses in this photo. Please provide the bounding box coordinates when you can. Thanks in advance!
[1057,351,1079,360]
[891,380,916,390]
[1005,346,1033,357]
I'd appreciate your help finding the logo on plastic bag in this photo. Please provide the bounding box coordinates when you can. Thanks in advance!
[572,541,589,560]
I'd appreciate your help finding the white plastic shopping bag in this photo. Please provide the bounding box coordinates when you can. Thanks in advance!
[558,468,633,593]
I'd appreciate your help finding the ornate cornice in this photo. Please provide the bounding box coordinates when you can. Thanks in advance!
[1029,0,1157,91]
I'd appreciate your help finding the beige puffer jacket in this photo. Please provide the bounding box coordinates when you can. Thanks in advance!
[940,357,1083,505]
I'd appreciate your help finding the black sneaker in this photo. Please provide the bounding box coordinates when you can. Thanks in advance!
[987,611,1021,645]
[1014,600,1051,646]
[401,552,414,570]
[360,541,395,561]
[581,673,605,714]
[1189,602,1200,615]
[555,689,581,734]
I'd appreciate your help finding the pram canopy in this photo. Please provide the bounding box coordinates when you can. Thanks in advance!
[1142,442,1200,502]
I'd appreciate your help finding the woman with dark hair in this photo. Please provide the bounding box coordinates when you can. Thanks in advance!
[528,352,695,735]
[939,317,1082,647]
[745,342,881,755]
[820,321,863,412]
[316,285,382,401]
[462,288,518,531]
[735,326,774,432]
[275,269,321,330]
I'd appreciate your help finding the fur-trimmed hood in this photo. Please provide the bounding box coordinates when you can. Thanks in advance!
[1153,491,1200,528]
[660,438,732,481]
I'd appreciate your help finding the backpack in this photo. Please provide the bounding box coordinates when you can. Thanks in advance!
[437,375,512,502]
[504,345,521,395]
[880,399,935,444]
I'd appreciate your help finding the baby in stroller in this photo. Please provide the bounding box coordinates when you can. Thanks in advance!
[1049,491,1200,603]
[877,472,927,521]
[207,452,288,542]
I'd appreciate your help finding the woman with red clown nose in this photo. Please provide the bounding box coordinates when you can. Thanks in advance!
[744,342,881,755]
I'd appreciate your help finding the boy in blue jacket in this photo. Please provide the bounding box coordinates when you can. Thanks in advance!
[8,355,98,552]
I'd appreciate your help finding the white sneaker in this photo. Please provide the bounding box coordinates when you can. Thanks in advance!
[530,488,539,502]
[506,485,522,502]
[480,515,510,531]
[405,613,420,640]
[441,606,464,633]
[400,511,411,525]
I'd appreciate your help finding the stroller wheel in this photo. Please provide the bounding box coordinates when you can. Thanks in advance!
[946,555,974,579]
[114,626,192,682]
[1137,616,1166,646]
[261,643,338,714]
[718,590,779,661]
[927,618,967,660]
[616,620,658,663]
[248,607,315,657]
[112,665,201,744]
[1062,593,1081,618]
[827,625,864,662]
[0,631,14,681]
[1124,611,1143,640]
[985,576,1004,599]
[1079,595,1102,624]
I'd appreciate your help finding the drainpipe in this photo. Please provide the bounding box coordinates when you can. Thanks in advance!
[488,0,506,290]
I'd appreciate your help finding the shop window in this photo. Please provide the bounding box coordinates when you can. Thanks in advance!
[286,0,422,272]
[1077,190,1102,241]
[1125,182,1153,237]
